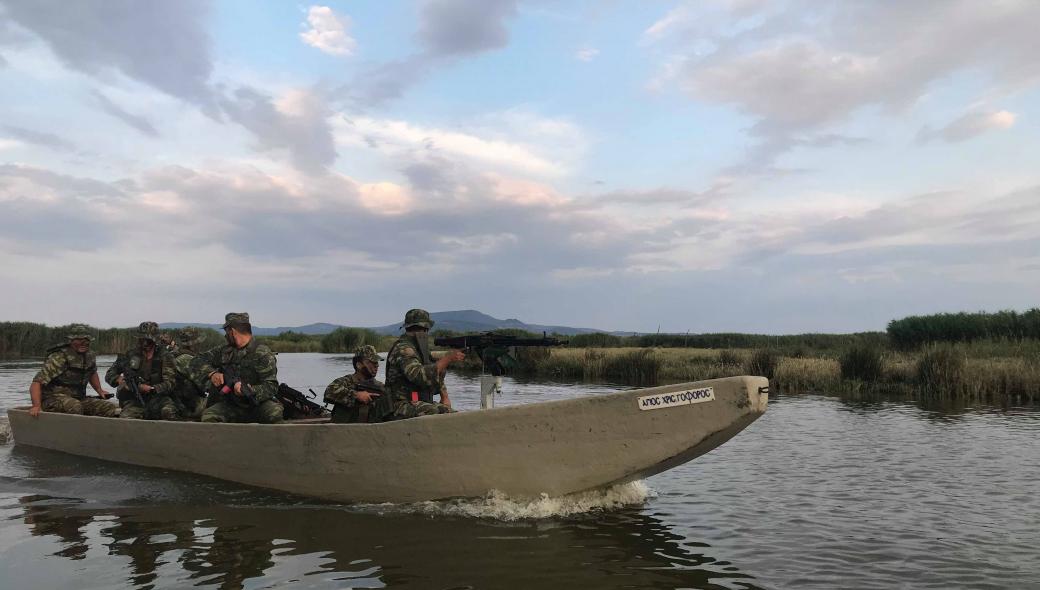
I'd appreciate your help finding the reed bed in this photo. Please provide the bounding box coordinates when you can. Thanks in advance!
[499,346,1038,404]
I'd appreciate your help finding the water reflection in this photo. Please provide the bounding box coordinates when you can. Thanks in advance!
[7,491,763,590]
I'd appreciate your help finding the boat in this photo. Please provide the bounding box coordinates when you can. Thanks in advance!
[6,376,768,503]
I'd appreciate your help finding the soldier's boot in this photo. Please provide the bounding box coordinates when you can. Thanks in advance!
[257,400,284,424]
[81,398,118,418]
[120,402,146,419]
[41,393,84,415]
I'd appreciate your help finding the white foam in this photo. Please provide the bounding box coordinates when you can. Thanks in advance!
[358,481,654,521]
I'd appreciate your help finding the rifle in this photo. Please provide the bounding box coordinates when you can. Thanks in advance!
[122,365,146,406]
[219,366,258,406]
[276,384,328,419]
[433,331,567,376]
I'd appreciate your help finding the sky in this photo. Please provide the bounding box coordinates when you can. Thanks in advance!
[0,0,1038,334]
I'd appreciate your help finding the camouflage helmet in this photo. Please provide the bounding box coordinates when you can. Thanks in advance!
[223,312,250,329]
[353,344,380,366]
[402,308,434,330]
[137,321,160,342]
[177,326,206,348]
[66,324,93,341]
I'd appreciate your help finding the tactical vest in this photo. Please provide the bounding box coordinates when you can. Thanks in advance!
[123,350,167,386]
[215,340,270,406]
[44,346,95,396]
[387,334,440,403]
[327,374,391,423]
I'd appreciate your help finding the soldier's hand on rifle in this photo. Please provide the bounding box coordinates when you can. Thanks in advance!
[210,372,225,387]
[116,374,125,386]
[356,390,379,404]
[98,390,112,400]
[234,381,244,396]
[139,384,154,394]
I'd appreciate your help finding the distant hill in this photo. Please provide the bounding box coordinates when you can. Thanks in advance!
[160,310,628,337]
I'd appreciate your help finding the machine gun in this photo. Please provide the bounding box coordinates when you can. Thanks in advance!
[219,366,258,406]
[433,331,567,410]
[433,331,567,376]
[276,384,329,419]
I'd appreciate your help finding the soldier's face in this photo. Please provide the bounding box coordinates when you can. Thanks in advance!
[361,358,378,377]
[141,339,156,353]
[70,338,89,353]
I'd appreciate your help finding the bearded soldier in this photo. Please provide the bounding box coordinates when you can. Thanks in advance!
[106,321,178,420]
[28,324,116,418]
[323,344,390,423]
[196,313,283,424]
[170,326,208,420]
[384,309,465,419]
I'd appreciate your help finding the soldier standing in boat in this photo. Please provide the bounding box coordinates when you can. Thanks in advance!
[324,344,389,423]
[195,313,284,424]
[384,309,466,419]
[27,324,117,418]
[170,326,208,420]
[106,321,178,420]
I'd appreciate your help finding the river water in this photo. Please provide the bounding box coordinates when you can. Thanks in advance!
[1,353,1038,589]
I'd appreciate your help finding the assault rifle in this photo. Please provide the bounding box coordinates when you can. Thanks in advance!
[219,367,258,406]
[276,384,328,419]
[433,331,567,376]
[122,365,146,406]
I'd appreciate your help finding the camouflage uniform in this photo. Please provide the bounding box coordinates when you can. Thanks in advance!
[385,309,454,419]
[105,322,178,420]
[195,313,283,424]
[324,345,389,423]
[170,327,208,420]
[32,326,118,417]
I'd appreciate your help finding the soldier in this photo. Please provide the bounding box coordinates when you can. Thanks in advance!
[170,327,208,420]
[324,345,390,423]
[196,313,283,424]
[27,324,117,418]
[384,309,466,419]
[106,321,178,420]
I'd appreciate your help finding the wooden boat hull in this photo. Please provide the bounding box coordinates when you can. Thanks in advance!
[7,376,768,503]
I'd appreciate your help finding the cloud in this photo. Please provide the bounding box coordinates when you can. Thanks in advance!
[92,90,160,138]
[417,0,518,56]
[1,0,216,111]
[646,0,1040,172]
[347,0,520,105]
[575,47,599,62]
[917,110,1017,144]
[300,5,356,56]
[1,124,78,152]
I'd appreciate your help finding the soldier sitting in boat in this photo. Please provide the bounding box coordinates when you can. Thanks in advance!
[27,324,117,418]
[106,321,178,420]
[384,309,466,419]
[196,312,284,424]
[324,345,390,423]
[169,327,209,420]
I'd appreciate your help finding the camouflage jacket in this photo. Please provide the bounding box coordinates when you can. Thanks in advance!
[33,345,97,397]
[324,373,389,423]
[385,333,445,404]
[191,339,278,404]
[172,352,207,403]
[105,347,177,396]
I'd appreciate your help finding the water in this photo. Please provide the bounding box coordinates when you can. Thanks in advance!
[1,354,1038,589]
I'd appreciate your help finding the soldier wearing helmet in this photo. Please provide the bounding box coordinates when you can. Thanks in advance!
[105,321,178,420]
[28,324,117,418]
[324,344,389,423]
[384,309,466,419]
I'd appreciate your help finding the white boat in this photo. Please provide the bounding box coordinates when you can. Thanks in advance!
[6,376,768,503]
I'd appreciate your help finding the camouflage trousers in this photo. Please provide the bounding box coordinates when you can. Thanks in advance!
[391,399,455,420]
[120,394,179,421]
[172,394,206,421]
[41,389,118,418]
[201,399,284,424]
